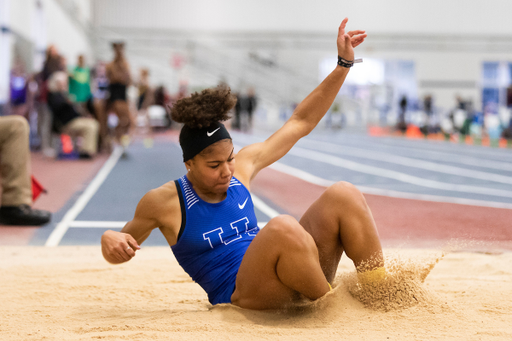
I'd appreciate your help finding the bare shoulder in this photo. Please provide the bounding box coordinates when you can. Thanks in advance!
[140,181,179,217]
[123,180,181,245]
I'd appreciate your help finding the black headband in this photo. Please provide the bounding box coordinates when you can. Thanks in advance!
[179,122,232,162]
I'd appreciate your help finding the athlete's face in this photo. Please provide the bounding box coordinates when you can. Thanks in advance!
[186,139,235,197]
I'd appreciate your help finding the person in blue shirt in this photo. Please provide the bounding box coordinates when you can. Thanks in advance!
[101,18,384,310]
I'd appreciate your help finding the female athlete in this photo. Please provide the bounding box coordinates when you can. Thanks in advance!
[101,18,384,310]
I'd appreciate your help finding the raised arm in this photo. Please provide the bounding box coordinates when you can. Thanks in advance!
[234,18,366,185]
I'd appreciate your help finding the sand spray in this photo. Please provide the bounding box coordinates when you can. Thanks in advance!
[339,251,444,312]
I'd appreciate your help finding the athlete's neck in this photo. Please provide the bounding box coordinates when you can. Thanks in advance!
[187,177,228,203]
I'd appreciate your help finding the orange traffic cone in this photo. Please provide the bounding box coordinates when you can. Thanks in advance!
[58,134,78,159]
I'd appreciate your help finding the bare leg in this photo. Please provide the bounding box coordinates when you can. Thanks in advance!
[112,100,132,144]
[299,181,384,283]
[93,98,110,152]
[231,215,330,310]
[112,100,131,142]
[232,182,382,309]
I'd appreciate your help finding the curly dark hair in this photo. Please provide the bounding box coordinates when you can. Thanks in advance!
[171,85,236,129]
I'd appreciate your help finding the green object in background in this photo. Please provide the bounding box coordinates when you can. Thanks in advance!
[68,66,91,103]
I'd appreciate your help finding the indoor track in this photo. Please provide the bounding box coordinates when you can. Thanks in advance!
[6,129,512,251]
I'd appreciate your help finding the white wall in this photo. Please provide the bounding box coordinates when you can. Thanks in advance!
[0,0,12,104]
[92,0,512,121]
[93,0,512,35]
[8,0,93,71]
[42,0,93,68]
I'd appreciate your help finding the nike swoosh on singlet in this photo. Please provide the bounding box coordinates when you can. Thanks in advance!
[207,127,221,137]
[238,197,248,209]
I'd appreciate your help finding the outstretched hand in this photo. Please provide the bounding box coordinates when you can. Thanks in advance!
[337,18,367,62]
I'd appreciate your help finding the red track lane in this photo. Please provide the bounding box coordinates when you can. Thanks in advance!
[251,167,512,251]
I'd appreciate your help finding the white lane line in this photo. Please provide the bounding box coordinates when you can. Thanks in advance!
[288,147,512,199]
[302,140,512,185]
[251,193,280,220]
[45,145,124,247]
[66,195,278,232]
[69,221,127,228]
[68,220,270,229]
[325,139,512,172]
[356,186,512,209]
[270,160,512,209]
[363,135,512,161]
[235,136,512,202]
[237,132,512,171]
[269,162,335,187]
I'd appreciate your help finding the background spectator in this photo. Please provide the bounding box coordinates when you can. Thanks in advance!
[47,71,99,159]
[0,115,51,226]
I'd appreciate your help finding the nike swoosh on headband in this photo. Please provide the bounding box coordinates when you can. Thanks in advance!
[207,127,221,137]
[238,197,248,209]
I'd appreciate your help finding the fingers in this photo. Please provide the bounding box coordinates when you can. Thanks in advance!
[125,245,137,258]
[124,235,140,258]
[126,235,141,250]
[338,17,348,36]
[351,34,367,48]
[116,248,131,262]
[111,243,135,262]
[111,237,139,262]
[347,30,365,37]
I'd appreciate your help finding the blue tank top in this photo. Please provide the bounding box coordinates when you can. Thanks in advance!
[171,175,259,305]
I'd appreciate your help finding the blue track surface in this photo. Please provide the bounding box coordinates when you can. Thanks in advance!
[37,130,512,246]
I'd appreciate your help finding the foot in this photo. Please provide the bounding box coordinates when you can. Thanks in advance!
[0,205,51,226]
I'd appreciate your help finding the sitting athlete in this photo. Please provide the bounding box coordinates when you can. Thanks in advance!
[101,18,384,310]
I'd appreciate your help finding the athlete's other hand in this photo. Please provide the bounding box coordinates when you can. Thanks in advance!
[101,230,141,264]
[337,18,367,62]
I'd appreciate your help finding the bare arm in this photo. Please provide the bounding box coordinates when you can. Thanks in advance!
[101,186,177,264]
[234,18,366,185]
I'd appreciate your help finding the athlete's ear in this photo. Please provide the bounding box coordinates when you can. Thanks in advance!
[184,160,193,172]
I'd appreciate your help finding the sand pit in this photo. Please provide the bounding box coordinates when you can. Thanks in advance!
[1,246,511,340]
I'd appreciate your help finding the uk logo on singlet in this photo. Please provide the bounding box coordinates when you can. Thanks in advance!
[202,217,258,249]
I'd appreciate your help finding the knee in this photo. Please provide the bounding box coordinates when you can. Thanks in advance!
[90,118,100,132]
[118,115,131,127]
[265,215,316,251]
[325,181,368,210]
[9,115,30,136]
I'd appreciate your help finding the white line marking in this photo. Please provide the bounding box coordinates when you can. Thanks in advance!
[235,134,512,207]
[69,220,268,229]
[354,141,512,172]
[269,162,334,187]
[302,140,512,185]
[251,194,279,220]
[69,221,127,228]
[371,136,512,161]
[289,147,512,199]
[45,146,124,247]
[270,160,512,209]
[236,132,512,171]
[356,186,512,209]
